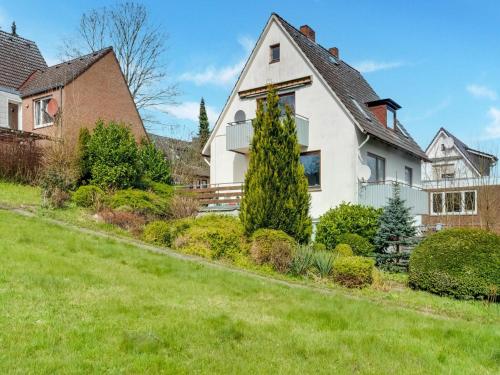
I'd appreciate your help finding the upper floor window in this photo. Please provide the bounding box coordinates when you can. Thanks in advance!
[367,152,385,183]
[270,44,280,63]
[257,92,295,114]
[300,151,320,188]
[404,166,413,186]
[34,97,53,128]
[387,107,395,129]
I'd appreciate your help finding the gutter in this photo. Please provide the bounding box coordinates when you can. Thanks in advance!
[358,134,370,150]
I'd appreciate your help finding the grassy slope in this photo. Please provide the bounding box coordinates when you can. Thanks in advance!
[0,210,499,374]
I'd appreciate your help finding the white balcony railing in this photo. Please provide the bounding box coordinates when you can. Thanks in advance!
[226,114,309,153]
[358,181,428,215]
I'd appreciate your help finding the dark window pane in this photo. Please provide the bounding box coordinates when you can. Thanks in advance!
[445,192,461,213]
[270,44,280,62]
[300,153,320,187]
[405,166,412,186]
[279,93,295,114]
[464,191,475,211]
[367,153,385,182]
[432,193,443,214]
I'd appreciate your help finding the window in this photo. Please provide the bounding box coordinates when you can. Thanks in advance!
[351,97,371,120]
[387,107,395,129]
[445,192,461,213]
[234,110,246,123]
[431,191,477,215]
[404,166,413,186]
[441,144,445,151]
[432,193,443,214]
[258,92,295,114]
[300,151,320,188]
[270,44,280,63]
[34,97,53,128]
[367,153,385,183]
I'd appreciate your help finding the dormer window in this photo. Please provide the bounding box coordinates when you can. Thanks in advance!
[366,98,401,130]
[387,107,395,129]
[270,44,280,63]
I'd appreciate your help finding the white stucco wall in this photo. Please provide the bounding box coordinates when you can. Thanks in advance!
[0,88,22,130]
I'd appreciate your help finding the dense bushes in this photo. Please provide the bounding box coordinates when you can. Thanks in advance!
[333,243,354,257]
[333,256,375,288]
[250,229,296,272]
[0,140,42,184]
[173,215,248,261]
[409,228,500,300]
[138,141,171,184]
[143,221,174,246]
[315,203,381,250]
[108,189,170,218]
[72,185,104,208]
[337,233,374,256]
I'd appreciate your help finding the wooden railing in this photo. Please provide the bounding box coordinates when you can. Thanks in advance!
[180,183,244,206]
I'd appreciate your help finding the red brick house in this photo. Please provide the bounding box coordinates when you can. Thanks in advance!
[19,47,147,145]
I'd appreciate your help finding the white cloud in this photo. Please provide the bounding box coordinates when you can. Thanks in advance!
[466,84,497,101]
[156,101,219,125]
[485,107,500,139]
[404,97,451,122]
[178,36,255,86]
[353,60,404,73]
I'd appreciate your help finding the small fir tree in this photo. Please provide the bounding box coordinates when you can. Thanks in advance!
[240,86,311,243]
[198,98,210,150]
[374,183,416,253]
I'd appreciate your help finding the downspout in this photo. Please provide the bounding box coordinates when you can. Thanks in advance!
[356,134,370,204]
[358,134,370,150]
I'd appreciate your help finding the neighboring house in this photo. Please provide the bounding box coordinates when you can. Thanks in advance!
[149,133,210,186]
[19,47,147,144]
[0,26,47,132]
[422,127,499,232]
[202,13,428,221]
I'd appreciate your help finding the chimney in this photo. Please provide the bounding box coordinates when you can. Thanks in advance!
[329,47,339,59]
[11,21,17,36]
[300,25,315,42]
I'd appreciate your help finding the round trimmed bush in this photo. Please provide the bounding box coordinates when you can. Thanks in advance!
[409,228,500,300]
[333,243,354,257]
[312,242,327,252]
[143,221,173,246]
[315,203,381,250]
[109,189,170,217]
[173,215,248,261]
[337,233,375,256]
[72,185,104,208]
[333,256,375,288]
[250,229,297,273]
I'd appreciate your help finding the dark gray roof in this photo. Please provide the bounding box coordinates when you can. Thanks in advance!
[433,127,498,175]
[20,47,112,97]
[149,133,210,179]
[274,14,428,160]
[0,30,47,90]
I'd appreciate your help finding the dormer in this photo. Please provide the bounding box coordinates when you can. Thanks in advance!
[366,99,401,129]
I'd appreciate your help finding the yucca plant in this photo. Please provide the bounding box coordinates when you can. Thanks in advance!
[313,250,334,278]
[290,245,314,276]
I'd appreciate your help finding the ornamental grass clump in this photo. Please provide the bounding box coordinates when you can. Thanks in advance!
[312,251,335,278]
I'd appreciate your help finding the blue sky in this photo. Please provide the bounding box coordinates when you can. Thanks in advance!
[1,0,499,152]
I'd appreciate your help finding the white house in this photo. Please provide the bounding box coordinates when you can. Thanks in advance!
[202,13,429,221]
[0,25,47,132]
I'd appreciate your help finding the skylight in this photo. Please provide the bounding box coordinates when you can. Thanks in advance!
[396,122,410,138]
[351,98,371,121]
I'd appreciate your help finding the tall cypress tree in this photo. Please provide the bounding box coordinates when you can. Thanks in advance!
[374,183,416,253]
[198,98,210,149]
[240,86,312,243]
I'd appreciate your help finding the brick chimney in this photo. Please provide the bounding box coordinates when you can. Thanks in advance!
[300,25,315,42]
[329,47,339,59]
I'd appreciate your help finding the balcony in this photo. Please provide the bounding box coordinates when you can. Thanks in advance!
[358,181,429,215]
[226,114,309,153]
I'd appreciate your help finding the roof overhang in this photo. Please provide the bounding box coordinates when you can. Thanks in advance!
[366,98,401,110]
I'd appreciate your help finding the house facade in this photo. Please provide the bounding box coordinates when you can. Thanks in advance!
[203,13,428,221]
[422,128,499,232]
[0,27,47,132]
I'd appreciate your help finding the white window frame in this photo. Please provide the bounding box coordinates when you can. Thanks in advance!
[430,190,477,216]
[33,96,54,129]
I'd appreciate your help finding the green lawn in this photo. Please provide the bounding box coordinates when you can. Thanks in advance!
[0,210,499,374]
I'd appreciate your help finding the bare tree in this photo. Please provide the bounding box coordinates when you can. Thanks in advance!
[61,2,178,121]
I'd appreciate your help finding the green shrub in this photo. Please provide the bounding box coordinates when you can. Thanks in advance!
[109,189,170,217]
[290,245,314,276]
[315,203,382,250]
[250,229,297,273]
[173,215,248,261]
[337,233,375,256]
[138,141,172,184]
[409,228,500,300]
[312,251,335,278]
[72,185,104,208]
[143,221,173,246]
[312,242,327,252]
[333,243,354,257]
[333,256,375,288]
[86,120,141,189]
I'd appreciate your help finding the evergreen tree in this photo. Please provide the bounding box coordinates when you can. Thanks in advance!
[198,98,210,149]
[374,183,416,253]
[240,87,312,243]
